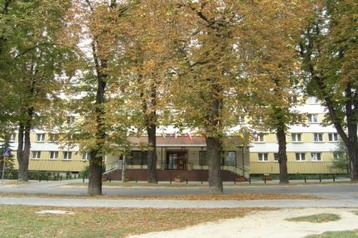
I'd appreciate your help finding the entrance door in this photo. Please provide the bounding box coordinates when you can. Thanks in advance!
[166,151,187,170]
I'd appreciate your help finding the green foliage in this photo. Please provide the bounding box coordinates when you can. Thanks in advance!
[286,213,341,223]
[299,0,358,179]
[305,230,358,238]
[331,140,350,173]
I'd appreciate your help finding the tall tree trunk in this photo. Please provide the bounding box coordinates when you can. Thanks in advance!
[143,83,158,183]
[87,78,106,195]
[206,82,224,194]
[346,84,358,181]
[17,124,26,181]
[347,135,358,181]
[17,106,33,182]
[87,42,107,195]
[206,137,223,194]
[301,32,358,181]
[277,125,289,184]
[147,122,157,183]
[17,125,31,181]
[88,151,103,195]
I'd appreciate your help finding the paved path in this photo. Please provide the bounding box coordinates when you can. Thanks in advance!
[1,179,358,238]
[0,179,357,209]
[0,196,358,209]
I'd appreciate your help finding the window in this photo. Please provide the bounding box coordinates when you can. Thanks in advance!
[254,133,265,142]
[311,152,321,161]
[314,133,323,142]
[32,151,41,159]
[291,133,302,142]
[224,151,236,166]
[308,114,318,123]
[129,151,147,165]
[82,153,90,161]
[295,153,306,161]
[199,151,207,166]
[49,134,60,142]
[36,133,45,142]
[63,151,72,160]
[328,133,338,142]
[258,153,268,161]
[50,151,58,160]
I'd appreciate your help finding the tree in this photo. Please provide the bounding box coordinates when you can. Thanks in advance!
[238,0,313,184]
[172,0,313,192]
[65,0,121,195]
[0,0,72,181]
[299,0,358,180]
[109,0,183,183]
[331,140,350,174]
[172,1,247,194]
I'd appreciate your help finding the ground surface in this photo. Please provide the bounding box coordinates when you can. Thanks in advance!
[127,208,358,238]
[1,179,358,238]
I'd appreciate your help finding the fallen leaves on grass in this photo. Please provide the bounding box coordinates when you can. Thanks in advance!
[103,193,318,200]
[1,205,265,237]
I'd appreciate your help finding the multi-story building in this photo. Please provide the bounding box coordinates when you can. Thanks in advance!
[8,130,88,175]
[4,96,344,180]
[249,96,343,176]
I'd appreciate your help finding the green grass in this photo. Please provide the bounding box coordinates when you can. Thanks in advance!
[305,230,358,238]
[0,205,257,238]
[286,213,341,223]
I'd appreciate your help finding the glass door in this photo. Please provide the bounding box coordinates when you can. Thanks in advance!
[166,151,187,170]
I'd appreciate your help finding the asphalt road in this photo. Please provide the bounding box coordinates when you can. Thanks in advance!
[1,179,357,197]
[0,179,358,208]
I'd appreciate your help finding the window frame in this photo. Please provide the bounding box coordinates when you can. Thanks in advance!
[36,133,45,142]
[49,151,59,160]
[129,151,147,165]
[314,133,323,142]
[258,153,268,162]
[199,151,207,166]
[308,114,318,123]
[311,152,322,161]
[63,151,72,160]
[32,151,41,159]
[295,153,306,161]
[291,133,302,142]
[224,151,236,166]
[328,133,338,142]
[82,152,90,161]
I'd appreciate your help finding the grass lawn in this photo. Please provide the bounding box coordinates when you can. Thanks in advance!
[286,213,341,223]
[305,230,358,238]
[0,205,259,238]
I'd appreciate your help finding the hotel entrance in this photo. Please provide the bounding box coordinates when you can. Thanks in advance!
[166,151,187,170]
